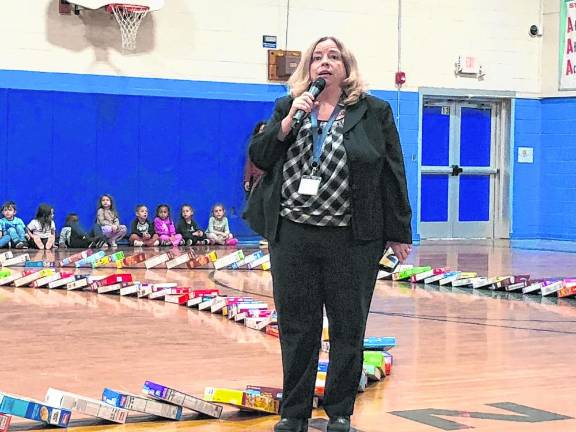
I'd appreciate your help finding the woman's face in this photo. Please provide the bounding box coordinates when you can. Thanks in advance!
[309,39,346,88]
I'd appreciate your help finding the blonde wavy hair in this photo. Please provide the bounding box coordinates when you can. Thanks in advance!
[287,36,367,106]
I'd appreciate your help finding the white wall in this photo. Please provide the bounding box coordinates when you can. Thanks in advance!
[0,0,546,95]
[402,0,543,96]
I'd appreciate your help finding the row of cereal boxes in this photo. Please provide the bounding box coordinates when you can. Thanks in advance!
[380,263,576,298]
[0,337,394,429]
[0,247,270,271]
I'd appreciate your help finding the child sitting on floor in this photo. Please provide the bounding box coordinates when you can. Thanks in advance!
[129,204,160,247]
[154,204,183,247]
[0,201,28,249]
[206,203,238,246]
[177,204,210,246]
[60,213,106,249]
[27,203,56,249]
[95,194,127,248]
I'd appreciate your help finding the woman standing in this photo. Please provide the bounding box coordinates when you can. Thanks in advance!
[246,36,412,432]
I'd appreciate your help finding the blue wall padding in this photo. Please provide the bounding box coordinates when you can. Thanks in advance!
[0,88,275,236]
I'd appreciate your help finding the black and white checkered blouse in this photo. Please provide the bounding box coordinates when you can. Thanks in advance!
[280,109,351,226]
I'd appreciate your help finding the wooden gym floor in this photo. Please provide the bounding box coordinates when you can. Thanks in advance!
[1,240,576,432]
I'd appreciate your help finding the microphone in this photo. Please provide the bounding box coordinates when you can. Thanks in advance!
[290,78,326,130]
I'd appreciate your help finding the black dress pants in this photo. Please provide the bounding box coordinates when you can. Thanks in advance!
[269,218,383,419]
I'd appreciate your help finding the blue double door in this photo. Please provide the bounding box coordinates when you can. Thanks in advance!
[420,100,499,239]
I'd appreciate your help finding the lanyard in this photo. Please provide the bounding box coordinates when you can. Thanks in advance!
[310,105,341,170]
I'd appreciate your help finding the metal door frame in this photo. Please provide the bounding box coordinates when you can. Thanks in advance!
[418,88,513,240]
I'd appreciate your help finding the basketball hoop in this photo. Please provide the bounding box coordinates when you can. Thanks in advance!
[106,3,149,50]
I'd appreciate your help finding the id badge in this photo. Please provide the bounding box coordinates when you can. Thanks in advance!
[298,175,321,196]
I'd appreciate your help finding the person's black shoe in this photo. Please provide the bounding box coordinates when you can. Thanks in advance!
[327,416,351,432]
[273,417,308,432]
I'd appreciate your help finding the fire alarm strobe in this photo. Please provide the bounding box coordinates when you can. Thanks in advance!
[395,71,406,85]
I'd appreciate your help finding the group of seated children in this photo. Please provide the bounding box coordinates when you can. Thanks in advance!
[126,202,238,247]
[0,194,239,250]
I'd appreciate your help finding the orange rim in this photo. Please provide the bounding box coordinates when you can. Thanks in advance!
[106,3,149,13]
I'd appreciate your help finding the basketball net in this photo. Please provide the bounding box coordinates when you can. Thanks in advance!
[106,3,149,50]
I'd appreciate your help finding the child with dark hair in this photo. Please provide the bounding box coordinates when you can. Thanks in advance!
[0,201,28,249]
[129,204,160,247]
[58,222,71,248]
[60,213,106,249]
[177,204,210,246]
[95,194,127,248]
[154,204,183,247]
[27,203,56,249]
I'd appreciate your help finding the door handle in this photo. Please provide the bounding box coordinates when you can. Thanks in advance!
[451,165,463,177]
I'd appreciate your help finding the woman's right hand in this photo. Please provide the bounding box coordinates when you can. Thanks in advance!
[279,92,317,139]
[287,91,316,119]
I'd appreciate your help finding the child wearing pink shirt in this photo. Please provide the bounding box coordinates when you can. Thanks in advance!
[154,204,183,247]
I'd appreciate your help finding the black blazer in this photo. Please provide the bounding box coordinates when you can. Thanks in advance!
[246,94,412,244]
